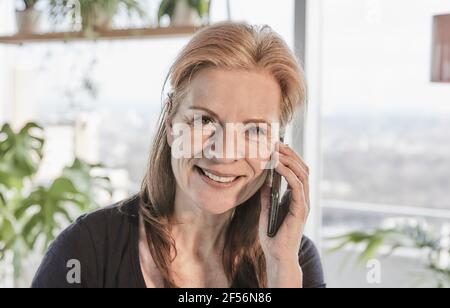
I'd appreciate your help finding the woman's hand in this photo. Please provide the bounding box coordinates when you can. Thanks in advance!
[259,142,310,288]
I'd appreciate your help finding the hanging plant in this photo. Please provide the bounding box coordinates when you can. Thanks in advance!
[49,0,146,34]
[15,0,42,34]
[158,0,211,27]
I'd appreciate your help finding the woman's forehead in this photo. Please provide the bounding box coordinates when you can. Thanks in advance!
[181,68,282,122]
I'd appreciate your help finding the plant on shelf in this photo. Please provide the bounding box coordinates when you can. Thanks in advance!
[21,0,40,9]
[48,0,146,34]
[328,218,450,288]
[15,0,42,34]
[158,0,210,27]
[0,122,112,286]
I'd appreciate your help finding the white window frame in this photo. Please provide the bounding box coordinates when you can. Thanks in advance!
[292,0,324,245]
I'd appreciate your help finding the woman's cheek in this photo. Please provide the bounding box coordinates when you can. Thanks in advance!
[237,160,269,200]
[171,157,192,188]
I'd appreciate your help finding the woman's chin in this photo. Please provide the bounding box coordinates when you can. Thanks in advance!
[195,199,236,215]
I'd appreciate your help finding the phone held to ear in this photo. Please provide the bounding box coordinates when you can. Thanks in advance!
[267,137,288,238]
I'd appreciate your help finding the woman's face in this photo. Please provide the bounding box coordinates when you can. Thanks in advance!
[167,68,282,215]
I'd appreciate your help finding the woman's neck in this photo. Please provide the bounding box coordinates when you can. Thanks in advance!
[170,190,233,260]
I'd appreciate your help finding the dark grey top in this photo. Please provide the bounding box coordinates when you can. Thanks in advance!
[32,195,326,288]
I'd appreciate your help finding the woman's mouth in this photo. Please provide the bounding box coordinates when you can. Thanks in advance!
[195,166,243,188]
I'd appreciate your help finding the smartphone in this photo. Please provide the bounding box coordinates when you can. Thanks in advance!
[267,137,288,238]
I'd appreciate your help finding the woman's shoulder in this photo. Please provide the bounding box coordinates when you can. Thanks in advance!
[74,194,140,231]
[299,236,326,288]
[31,195,141,288]
[53,194,140,248]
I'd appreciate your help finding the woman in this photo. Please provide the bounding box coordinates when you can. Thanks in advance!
[32,22,325,288]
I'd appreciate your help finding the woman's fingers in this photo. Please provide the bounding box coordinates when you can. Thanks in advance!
[274,160,309,223]
[260,143,310,237]
[277,143,310,210]
[279,143,309,175]
[278,152,310,209]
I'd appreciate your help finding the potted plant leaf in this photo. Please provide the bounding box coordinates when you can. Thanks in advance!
[15,0,42,34]
[49,0,146,35]
[328,219,450,288]
[158,0,211,27]
[0,122,112,287]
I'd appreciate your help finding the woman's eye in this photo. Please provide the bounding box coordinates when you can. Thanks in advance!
[193,115,213,125]
[202,117,213,125]
[246,125,266,137]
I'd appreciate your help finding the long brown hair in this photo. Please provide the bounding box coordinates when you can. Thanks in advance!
[139,22,306,288]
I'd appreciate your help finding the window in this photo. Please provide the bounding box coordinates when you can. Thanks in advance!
[308,0,450,286]
[293,0,450,287]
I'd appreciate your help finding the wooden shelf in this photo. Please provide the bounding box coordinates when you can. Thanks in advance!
[0,26,202,44]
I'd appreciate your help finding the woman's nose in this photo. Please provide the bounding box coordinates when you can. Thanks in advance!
[205,129,245,162]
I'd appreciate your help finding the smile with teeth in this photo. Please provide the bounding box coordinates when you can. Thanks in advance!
[198,167,239,183]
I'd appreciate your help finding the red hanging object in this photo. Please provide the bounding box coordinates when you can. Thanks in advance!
[431,14,450,83]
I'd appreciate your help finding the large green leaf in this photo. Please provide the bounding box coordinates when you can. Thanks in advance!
[18,177,87,250]
[0,199,16,261]
[17,162,111,251]
[0,122,114,279]
[62,158,112,209]
[0,122,44,189]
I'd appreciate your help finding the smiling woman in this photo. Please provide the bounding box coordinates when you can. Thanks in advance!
[31,22,325,288]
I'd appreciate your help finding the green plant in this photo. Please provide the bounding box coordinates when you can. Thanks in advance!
[158,0,210,25]
[0,123,44,189]
[49,0,145,33]
[328,219,450,288]
[0,122,111,283]
[19,0,40,10]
